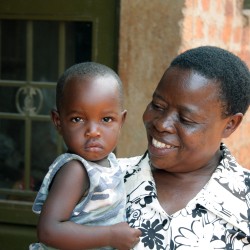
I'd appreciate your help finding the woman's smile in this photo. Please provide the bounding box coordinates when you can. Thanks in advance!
[152,138,176,149]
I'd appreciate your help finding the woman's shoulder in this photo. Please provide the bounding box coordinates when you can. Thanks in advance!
[117,155,143,166]
[117,152,148,171]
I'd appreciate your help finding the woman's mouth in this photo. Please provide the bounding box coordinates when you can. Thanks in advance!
[152,138,175,149]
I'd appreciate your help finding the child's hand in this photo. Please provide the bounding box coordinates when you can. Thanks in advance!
[109,222,141,249]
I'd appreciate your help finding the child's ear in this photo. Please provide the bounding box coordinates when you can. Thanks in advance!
[121,110,127,128]
[222,113,243,138]
[51,109,62,134]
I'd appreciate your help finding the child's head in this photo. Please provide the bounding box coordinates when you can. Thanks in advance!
[51,62,127,162]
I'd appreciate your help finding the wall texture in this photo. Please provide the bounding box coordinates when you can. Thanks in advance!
[118,0,250,168]
[179,0,250,168]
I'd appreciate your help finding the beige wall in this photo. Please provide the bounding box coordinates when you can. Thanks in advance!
[117,0,250,169]
[117,0,184,157]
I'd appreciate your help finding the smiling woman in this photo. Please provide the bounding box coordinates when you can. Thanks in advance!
[144,67,229,174]
[119,46,250,250]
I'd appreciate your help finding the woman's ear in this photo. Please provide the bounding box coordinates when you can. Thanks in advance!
[222,113,243,138]
[51,109,62,134]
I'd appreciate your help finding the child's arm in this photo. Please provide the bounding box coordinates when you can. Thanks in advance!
[37,160,141,250]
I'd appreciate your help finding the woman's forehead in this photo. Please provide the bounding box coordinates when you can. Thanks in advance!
[159,68,216,89]
[155,68,221,106]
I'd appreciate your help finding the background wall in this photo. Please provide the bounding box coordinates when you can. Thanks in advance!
[117,0,250,168]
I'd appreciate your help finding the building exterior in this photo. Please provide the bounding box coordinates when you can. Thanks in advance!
[118,0,250,169]
[0,0,249,249]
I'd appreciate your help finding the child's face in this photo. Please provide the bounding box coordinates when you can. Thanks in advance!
[52,75,126,162]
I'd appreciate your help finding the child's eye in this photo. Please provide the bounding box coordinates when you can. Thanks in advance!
[102,117,112,123]
[72,117,83,123]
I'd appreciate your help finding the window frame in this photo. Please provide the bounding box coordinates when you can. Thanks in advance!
[0,0,119,228]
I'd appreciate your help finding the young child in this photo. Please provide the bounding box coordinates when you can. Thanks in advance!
[30,62,141,250]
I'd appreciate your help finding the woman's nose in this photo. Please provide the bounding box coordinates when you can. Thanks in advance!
[153,114,176,133]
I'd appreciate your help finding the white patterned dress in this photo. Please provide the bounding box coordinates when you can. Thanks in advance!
[119,143,250,250]
[30,152,126,250]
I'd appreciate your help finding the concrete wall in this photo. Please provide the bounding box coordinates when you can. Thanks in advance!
[118,0,184,157]
[117,0,250,168]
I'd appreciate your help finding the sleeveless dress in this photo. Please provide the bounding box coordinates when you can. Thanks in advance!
[30,152,126,250]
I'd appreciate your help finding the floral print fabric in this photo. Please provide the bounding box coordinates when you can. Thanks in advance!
[119,144,250,250]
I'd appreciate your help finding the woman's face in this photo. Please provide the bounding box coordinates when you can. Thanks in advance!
[143,67,232,173]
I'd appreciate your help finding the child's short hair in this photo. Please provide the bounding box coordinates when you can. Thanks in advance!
[56,62,123,111]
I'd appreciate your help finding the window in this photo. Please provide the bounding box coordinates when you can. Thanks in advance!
[0,1,119,248]
[0,20,93,196]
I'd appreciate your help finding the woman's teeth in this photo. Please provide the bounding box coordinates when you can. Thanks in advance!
[152,138,172,149]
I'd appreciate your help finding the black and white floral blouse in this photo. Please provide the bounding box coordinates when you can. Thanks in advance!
[119,144,250,250]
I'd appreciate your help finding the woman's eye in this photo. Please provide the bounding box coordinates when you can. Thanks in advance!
[72,117,83,123]
[102,117,112,123]
[151,102,164,111]
[180,116,194,124]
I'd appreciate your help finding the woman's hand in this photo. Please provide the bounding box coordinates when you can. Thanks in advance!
[109,222,141,249]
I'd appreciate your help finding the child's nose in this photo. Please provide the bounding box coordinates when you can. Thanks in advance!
[85,122,101,137]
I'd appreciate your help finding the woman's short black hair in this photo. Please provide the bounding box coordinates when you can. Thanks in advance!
[170,46,250,117]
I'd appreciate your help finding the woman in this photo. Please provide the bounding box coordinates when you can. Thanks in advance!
[120,46,250,249]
